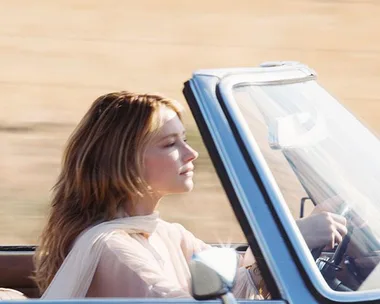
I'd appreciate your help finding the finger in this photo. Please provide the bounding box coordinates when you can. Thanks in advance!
[333,230,343,246]
[329,232,335,249]
[326,231,342,249]
[334,222,348,237]
[328,232,335,249]
[329,213,347,226]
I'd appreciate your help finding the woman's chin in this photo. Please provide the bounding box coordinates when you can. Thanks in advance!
[174,180,195,193]
[158,181,195,196]
[183,179,195,192]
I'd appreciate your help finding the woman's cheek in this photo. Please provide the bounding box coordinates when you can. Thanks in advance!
[159,153,178,172]
[144,149,180,179]
[167,149,180,162]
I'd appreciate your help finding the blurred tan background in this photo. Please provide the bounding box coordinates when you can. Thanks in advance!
[1,0,380,245]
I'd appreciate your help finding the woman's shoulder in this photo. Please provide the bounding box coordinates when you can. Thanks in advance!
[156,220,200,246]
[97,230,131,249]
[97,231,151,263]
[156,219,188,235]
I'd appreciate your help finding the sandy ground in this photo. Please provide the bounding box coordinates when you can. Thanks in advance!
[1,0,380,244]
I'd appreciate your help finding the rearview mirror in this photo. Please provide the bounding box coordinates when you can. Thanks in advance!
[189,248,239,304]
[269,112,328,149]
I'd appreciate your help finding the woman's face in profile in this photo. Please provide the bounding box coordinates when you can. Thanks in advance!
[143,107,199,196]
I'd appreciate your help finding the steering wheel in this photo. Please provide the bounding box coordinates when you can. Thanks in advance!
[309,203,357,291]
[310,204,380,291]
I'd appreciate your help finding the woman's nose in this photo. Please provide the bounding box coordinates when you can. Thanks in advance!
[183,143,199,162]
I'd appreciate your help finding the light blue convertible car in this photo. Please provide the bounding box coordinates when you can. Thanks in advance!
[2,62,380,303]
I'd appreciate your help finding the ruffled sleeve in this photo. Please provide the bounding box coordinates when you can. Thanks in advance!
[86,232,190,298]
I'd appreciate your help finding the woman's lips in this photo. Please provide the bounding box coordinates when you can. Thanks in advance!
[180,166,194,176]
[180,170,194,177]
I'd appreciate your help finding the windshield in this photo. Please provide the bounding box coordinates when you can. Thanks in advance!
[233,80,380,292]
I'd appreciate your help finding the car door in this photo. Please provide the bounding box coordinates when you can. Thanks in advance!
[183,62,380,303]
[0,245,37,298]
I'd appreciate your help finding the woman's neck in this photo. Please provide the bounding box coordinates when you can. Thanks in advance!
[124,193,162,216]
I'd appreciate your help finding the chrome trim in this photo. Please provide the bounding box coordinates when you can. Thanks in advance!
[0,251,32,256]
[192,63,314,80]
[234,75,316,87]
[217,73,380,302]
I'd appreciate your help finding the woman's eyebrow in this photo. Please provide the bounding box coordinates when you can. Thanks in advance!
[159,131,186,141]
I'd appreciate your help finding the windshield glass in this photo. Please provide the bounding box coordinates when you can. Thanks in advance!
[233,80,380,292]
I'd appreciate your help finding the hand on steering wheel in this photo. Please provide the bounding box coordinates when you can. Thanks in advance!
[296,197,348,250]
[298,195,378,290]
[297,212,348,250]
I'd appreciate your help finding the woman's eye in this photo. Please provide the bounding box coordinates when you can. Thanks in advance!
[163,137,186,148]
[164,142,176,148]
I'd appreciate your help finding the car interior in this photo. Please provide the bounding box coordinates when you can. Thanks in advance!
[0,244,249,300]
[0,246,37,299]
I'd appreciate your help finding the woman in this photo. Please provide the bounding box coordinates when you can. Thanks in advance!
[33,91,347,299]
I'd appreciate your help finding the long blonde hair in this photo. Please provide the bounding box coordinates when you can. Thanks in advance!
[33,91,183,294]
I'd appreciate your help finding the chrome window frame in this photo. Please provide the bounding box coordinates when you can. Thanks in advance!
[215,68,380,302]
[185,72,315,303]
